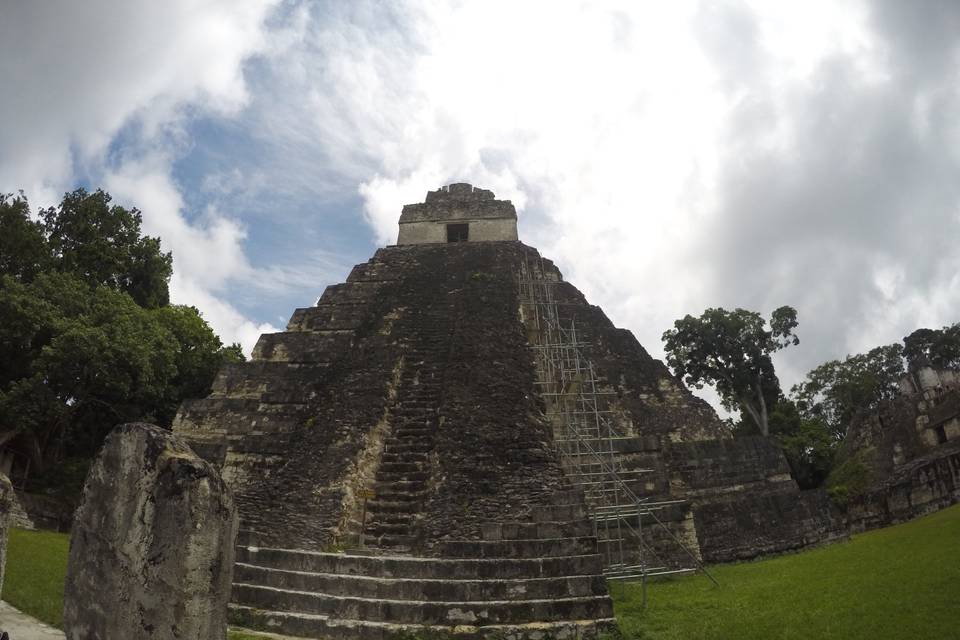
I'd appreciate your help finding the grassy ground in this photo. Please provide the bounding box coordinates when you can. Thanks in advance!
[612,504,960,640]
[4,505,958,639]
[5,528,69,628]
[2,528,269,639]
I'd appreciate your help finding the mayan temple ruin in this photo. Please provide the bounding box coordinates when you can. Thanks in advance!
[173,183,846,639]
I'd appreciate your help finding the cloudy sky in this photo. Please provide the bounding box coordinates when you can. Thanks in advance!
[2,0,959,409]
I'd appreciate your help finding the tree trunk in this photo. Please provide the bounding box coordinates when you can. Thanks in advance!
[23,430,45,477]
[740,399,765,435]
[754,374,770,437]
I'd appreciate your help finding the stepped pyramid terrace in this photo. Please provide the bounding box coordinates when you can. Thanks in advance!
[173,183,843,639]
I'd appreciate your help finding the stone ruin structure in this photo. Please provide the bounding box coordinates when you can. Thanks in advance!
[397,183,519,245]
[173,184,842,639]
[0,472,14,598]
[64,423,237,640]
[842,364,960,529]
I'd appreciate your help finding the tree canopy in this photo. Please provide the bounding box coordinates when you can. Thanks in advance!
[39,188,173,308]
[0,189,242,489]
[662,304,959,493]
[662,306,799,436]
[791,344,905,441]
[903,324,960,370]
[766,400,835,490]
[0,193,49,281]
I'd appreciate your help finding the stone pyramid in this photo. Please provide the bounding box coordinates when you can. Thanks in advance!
[174,184,842,639]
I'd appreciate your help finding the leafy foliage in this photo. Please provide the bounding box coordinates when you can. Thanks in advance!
[0,193,49,281]
[903,324,960,370]
[768,400,836,489]
[0,189,243,485]
[791,344,905,441]
[662,306,799,436]
[39,188,172,308]
[825,450,874,508]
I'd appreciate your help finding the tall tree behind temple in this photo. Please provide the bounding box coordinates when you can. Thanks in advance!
[0,189,243,493]
[903,324,960,370]
[662,305,799,437]
[791,344,906,442]
[40,188,172,308]
[0,193,49,281]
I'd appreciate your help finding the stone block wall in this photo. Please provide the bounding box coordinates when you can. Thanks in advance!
[398,217,519,245]
[847,444,960,531]
[397,183,519,245]
[416,246,565,543]
[694,489,845,563]
[837,381,960,530]
[14,490,71,531]
[668,437,796,499]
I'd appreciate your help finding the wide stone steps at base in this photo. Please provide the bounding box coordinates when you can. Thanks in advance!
[439,536,599,558]
[481,519,595,540]
[236,547,605,579]
[232,584,613,625]
[367,495,423,509]
[232,545,615,639]
[230,605,617,640]
[235,563,607,600]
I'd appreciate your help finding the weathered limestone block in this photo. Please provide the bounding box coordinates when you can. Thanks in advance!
[9,490,35,530]
[64,423,237,640]
[0,473,13,597]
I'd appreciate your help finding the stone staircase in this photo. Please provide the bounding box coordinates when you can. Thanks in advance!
[229,502,616,639]
[363,313,450,551]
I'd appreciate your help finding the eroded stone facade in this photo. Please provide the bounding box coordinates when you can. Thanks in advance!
[397,183,518,245]
[173,185,844,637]
[175,193,839,562]
[842,367,960,529]
[175,241,569,551]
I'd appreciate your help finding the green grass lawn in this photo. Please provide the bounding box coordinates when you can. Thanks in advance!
[4,505,958,639]
[612,503,960,640]
[2,528,268,639]
[4,527,69,628]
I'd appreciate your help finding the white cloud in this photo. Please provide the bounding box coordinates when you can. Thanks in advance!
[170,272,277,355]
[6,0,960,414]
[0,0,281,352]
[244,0,960,410]
[104,157,249,291]
[102,154,279,353]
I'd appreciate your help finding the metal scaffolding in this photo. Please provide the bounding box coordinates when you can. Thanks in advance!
[517,258,716,594]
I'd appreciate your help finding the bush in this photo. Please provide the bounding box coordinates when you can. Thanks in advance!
[825,451,873,508]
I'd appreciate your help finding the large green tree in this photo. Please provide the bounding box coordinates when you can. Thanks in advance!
[765,400,836,489]
[0,190,242,486]
[0,193,49,281]
[903,324,960,370]
[662,306,799,436]
[39,188,172,308]
[791,344,905,441]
